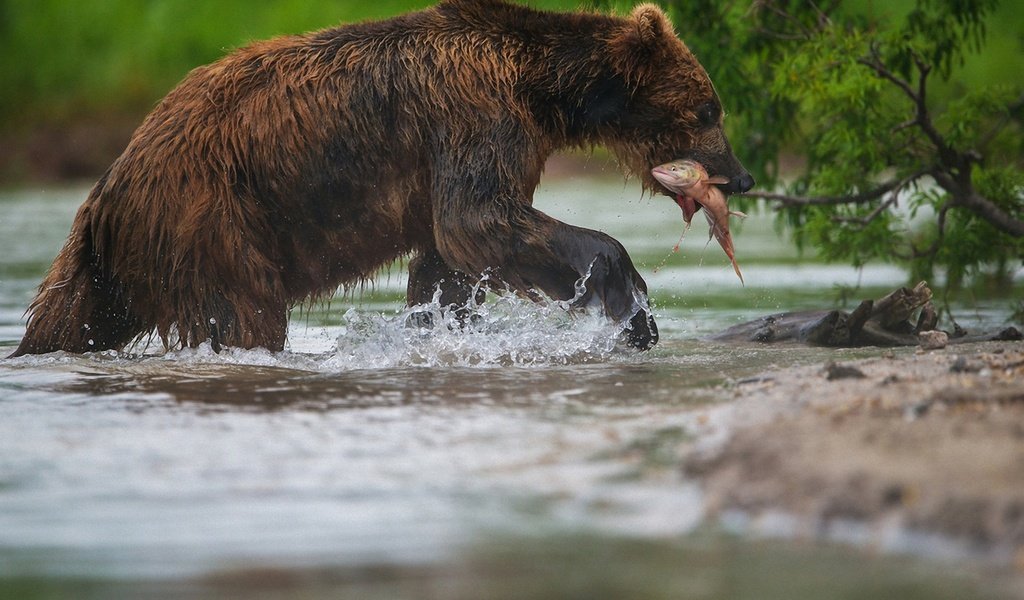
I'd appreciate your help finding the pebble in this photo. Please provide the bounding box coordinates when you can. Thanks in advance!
[949,355,980,374]
[824,361,866,381]
[918,330,948,350]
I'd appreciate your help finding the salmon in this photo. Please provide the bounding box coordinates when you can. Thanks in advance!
[651,159,745,284]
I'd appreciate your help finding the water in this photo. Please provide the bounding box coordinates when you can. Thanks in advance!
[0,180,1020,597]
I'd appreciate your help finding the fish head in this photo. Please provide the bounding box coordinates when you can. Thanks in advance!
[651,159,707,196]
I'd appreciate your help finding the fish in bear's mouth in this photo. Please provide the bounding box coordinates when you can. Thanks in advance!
[650,160,730,219]
[650,158,746,284]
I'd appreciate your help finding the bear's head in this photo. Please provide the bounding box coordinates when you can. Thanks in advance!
[605,4,754,196]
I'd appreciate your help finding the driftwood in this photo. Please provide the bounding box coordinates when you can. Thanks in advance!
[710,281,1022,347]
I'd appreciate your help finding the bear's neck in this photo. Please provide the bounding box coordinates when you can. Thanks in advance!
[436,0,632,145]
[511,16,634,148]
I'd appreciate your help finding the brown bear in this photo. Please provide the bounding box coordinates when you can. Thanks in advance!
[11,0,753,357]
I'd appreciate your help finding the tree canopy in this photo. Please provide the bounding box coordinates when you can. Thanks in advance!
[599,0,1023,296]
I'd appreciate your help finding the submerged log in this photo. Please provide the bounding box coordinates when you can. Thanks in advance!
[710,282,1022,347]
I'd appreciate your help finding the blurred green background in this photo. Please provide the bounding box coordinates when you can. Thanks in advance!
[0,0,1020,183]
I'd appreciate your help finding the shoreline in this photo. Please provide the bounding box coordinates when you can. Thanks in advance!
[681,340,1024,569]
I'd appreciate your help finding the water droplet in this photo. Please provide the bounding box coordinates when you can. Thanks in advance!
[209,318,217,325]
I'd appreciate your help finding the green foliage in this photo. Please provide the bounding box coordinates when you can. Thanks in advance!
[898,0,996,78]
[0,0,442,127]
[780,0,1022,291]
[594,0,1023,295]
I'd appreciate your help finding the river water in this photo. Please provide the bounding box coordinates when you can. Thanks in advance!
[0,179,1020,598]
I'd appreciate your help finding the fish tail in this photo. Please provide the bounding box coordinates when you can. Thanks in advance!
[732,259,745,286]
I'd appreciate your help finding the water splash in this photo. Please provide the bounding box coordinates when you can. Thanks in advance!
[5,272,645,371]
[6,297,640,372]
[324,290,635,370]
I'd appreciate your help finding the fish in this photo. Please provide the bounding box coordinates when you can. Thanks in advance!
[650,159,746,284]
[699,185,746,284]
[650,158,728,225]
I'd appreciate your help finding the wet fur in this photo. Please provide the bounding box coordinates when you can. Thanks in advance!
[12,0,749,356]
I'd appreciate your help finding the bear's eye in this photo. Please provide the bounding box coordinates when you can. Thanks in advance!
[696,102,720,127]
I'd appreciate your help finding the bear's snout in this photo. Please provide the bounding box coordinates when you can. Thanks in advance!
[724,172,755,195]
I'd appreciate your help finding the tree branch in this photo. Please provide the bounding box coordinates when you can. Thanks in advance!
[832,193,900,227]
[856,50,916,99]
[739,170,929,207]
[746,169,1023,238]
[927,171,1024,237]
[856,49,958,167]
[959,192,1024,236]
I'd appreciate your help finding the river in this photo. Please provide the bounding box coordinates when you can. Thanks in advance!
[0,178,1020,598]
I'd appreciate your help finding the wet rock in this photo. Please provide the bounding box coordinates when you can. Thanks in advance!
[918,330,948,350]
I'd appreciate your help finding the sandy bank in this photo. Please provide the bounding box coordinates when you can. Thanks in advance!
[683,342,1024,567]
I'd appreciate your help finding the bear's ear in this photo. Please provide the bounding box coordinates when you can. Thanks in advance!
[630,4,674,46]
[609,4,675,81]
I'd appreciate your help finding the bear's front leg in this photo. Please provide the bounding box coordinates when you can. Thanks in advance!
[430,134,657,349]
[536,218,659,351]
[434,206,658,350]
